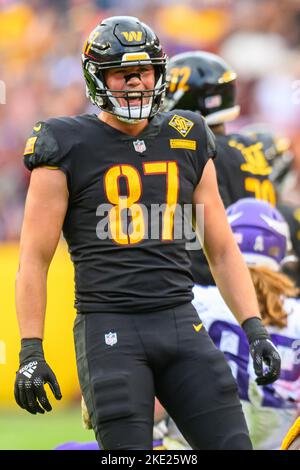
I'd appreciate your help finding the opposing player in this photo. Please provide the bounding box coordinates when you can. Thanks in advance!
[14,16,280,450]
[192,199,300,449]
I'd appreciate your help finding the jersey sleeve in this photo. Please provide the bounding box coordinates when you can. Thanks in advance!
[23,121,67,173]
[213,141,235,208]
[203,117,217,160]
[193,115,217,184]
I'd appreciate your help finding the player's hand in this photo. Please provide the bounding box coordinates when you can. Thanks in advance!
[14,360,62,414]
[242,317,281,386]
[14,338,62,414]
[249,337,281,385]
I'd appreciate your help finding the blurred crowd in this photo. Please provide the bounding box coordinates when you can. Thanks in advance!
[1,0,300,240]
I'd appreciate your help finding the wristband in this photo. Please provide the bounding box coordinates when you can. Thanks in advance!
[19,338,45,365]
[241,317,269,343]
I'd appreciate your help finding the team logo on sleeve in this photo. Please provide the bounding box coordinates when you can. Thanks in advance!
[168,114,194,138]
[24,136,37,155]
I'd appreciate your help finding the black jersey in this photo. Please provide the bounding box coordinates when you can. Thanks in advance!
[191,132,276,285]
[214,133,276,208]
[23,111,216,313]
[278,203,300,289]
[278,204,300,259]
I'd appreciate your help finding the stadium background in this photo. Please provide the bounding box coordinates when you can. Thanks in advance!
[0,0,300,449]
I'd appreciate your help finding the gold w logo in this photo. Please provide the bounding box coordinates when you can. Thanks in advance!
[121,31,143,42]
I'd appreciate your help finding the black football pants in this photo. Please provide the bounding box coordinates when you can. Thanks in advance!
[74,303,252,450]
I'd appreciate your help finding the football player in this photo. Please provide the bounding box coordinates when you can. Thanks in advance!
[192,199,300,449]
[163,51,276,285]
[241,125,300,290]
[14,16,280,450]
[240,125,293,200]
[279,204,300,289]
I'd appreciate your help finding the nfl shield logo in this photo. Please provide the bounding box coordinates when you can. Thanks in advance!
[105,332,118,347]
[133,139,146,154]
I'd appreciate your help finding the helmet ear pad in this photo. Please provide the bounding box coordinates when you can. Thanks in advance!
[83,66,109,108]
[95,69,111,109]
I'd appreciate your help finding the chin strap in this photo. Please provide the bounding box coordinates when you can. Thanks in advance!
[117,115,144,125]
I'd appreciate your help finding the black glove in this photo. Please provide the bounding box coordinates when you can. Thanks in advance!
[14,338,62,414]
[242,317,281,386]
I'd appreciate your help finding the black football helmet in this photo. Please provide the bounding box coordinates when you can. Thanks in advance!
[82,16,167,121]
[164,51,240,125]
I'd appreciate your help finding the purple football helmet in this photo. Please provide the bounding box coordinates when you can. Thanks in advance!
[227,198,288,271]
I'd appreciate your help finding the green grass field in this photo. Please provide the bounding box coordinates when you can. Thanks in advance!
[0,407,94,450]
